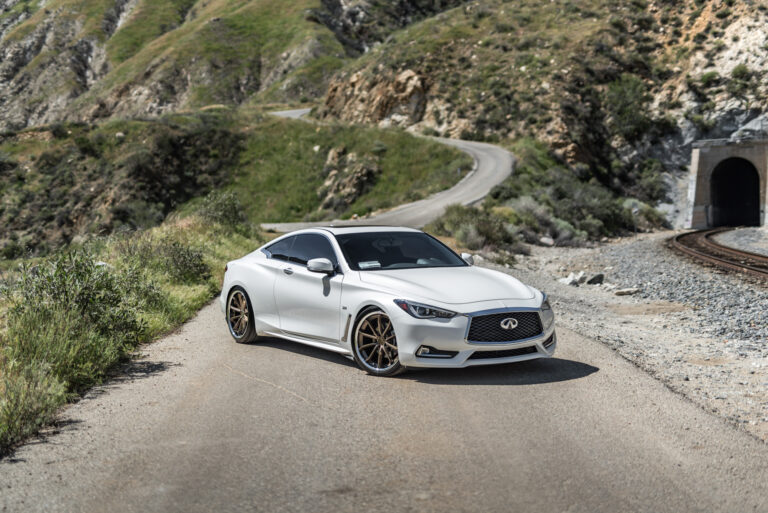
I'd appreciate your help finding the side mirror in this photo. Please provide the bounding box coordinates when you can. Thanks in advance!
[461,252,474,265]
[307,258,335,274]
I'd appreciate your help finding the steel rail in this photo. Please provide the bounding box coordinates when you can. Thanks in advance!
[669,227,768,280]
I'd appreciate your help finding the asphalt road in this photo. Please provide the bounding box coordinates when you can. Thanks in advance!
[261,109,514,232]
[2,301,767,513]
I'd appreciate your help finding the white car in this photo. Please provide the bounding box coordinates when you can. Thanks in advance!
[221,226,556,376]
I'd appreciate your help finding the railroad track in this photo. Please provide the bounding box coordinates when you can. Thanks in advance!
[670,227,768,280]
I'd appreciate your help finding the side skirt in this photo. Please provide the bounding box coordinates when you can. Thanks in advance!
[262,330,352,356]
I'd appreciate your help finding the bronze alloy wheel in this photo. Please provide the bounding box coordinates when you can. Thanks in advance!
[352,310,403,376]
[227,288,256,343]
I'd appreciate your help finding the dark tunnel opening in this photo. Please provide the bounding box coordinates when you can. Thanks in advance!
[710,158,761,227]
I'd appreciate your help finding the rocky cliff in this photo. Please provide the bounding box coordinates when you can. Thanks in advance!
[0,0,469,132]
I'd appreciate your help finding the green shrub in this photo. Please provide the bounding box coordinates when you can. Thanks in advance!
[159,240,211,285]
[0,363,66,454]
[4,251,149,392]
[699,71,720,88]
[197,190,249,232]
[731,64,751,81]
[604,74,651,141]
[426,204,522,252]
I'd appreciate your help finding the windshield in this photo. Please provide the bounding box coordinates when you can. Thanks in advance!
[334,231,467,271]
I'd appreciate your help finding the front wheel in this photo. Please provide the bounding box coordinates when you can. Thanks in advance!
[352,309,404,376]
[227,287,258,343]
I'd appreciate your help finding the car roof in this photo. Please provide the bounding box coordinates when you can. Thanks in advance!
[314,225,422,235]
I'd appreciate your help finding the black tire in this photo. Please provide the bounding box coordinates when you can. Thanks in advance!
[226,287,258,344]
[351,308,404,377]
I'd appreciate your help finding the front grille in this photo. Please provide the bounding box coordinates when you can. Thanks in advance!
[468,346,538,360]
[467,311,543,343]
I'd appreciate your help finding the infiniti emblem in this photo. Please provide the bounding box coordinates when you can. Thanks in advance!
[500,317,518,330]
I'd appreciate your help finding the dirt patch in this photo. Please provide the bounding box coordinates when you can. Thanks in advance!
[687,356,732,366]
[606,301,689,316]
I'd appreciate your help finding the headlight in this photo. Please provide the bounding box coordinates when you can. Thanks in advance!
[540,296,555,330]
[394,299,456,319]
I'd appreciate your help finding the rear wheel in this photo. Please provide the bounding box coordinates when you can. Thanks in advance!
[352,309,404,376]
[227,287,257,343]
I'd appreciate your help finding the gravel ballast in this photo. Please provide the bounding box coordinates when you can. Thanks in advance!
[486,230,768,441]
[713,226,768,257]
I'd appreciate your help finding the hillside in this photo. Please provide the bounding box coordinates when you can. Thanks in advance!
[0,109,469,255]
[0,0,467,131]
[317,0,768,228]
[1,0,765,244]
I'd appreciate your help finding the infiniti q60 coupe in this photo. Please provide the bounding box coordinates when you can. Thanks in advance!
[221,226,556,376]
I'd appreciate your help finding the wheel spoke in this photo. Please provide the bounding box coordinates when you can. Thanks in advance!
[361,320,375,334]
[359,332,377,340]
[376,347,383,368]
[365,346,379,363]
[359,342,377,350]
[230,306,241,313]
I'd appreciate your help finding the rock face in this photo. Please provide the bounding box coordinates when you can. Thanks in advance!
[317,146,380,213]
[306,0,468,55]
[0,0,469,131]
[321,69,427,128]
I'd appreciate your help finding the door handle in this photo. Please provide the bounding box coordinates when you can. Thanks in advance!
[283,268,294,275]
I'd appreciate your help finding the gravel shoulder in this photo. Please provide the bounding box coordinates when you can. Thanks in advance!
[713,226,768,257]
[492,230,768,441]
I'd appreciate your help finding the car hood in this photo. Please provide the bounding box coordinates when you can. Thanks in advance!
[357,266,535,305]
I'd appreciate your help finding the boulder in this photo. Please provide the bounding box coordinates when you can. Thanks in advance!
[587,273,604,285]
[615,287,641,296]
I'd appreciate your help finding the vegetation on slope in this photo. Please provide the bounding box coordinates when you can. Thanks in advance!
[0,109,469,256]
[0,193,261,454]
[321,0,767,238]
[228,116,471,222]
[427,139,666,252]
[0,0,474,130]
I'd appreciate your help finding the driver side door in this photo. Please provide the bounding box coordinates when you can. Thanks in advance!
[274,233,344,343]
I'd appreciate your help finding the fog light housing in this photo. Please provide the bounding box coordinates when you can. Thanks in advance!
[416,346,458,358]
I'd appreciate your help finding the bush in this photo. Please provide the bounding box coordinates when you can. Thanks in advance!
[0,363,66,454]
[699,71,720,88]
[158,240,211,285]
[604,73,651,141]
[4,251,149,392]
[486,139,666,242]
[426,204,522,252]
[198,190,249,232]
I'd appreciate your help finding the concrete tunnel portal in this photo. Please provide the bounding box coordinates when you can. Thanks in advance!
[710,157,761,227]
[688,138,767,228]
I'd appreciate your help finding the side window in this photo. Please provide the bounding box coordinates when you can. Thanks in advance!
[290,234,339,267]
[263,236,296,262]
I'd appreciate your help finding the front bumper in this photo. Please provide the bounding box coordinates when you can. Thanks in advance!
[393,307,556,368]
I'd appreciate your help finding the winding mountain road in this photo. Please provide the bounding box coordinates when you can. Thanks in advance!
[262,109,514,231]
[2,110,768,512]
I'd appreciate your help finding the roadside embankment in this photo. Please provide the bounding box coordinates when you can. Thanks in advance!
[490,232,768,441]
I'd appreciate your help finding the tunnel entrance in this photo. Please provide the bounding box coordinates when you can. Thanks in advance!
[710,158,761,227]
